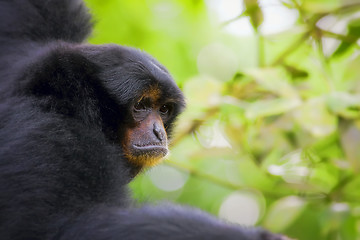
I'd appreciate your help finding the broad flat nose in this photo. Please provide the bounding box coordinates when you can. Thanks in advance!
[153,122,165,142]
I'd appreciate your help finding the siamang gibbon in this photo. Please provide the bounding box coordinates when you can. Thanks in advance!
[0,0,286,239]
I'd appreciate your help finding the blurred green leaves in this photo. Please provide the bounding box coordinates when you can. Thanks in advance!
[302,0,341,13]
[86,0,360,239]
[264,196,307,232]
[333,18,360,57]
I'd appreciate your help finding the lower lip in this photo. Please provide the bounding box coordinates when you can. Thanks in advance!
[133,144,167,150]
[133,145,168,156]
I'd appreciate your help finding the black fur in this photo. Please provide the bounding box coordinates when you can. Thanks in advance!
[0,1,284,239]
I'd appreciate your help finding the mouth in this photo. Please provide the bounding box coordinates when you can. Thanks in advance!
[132,143,168,158]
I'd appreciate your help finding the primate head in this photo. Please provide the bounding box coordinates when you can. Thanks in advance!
[23,43,185,170]
[86,45,186,168]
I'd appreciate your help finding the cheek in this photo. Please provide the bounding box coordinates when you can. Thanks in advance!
[121,128,131,156]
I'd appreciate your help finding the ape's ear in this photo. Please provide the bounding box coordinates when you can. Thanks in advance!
[22,47,107,125]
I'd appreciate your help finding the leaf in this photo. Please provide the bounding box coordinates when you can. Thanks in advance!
[281,1,295,9]
[293,97,337,137]
[343,176,360,200]
[309,163,338,193]
[245,98,301,120]
[282,63,309,80]
[264,196,307,232]
[333,18,360,57]
[310,133,344,160]
[326,92,360,119]
[340,124,360,171]
[302,0,340,13]
[320,203,351,236]
[245,68,299,98]
[243,0,263,31]
[268,149,311,184]
[301,148,321,164]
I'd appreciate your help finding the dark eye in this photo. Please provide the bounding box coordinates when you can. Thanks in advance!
[134,100,146,111]
[159,104,173,116]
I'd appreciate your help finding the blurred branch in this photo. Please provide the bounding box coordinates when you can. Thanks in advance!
[272,2,360,67]
[321,29,360,46]
[221,11,246,28]
[314,28,334,91]
[328,175,353,202]
[271,30,311,66]
[320,3,360,17]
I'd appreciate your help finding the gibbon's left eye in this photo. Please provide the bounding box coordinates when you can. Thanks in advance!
[159,104,173,117]
[134,100,146,112]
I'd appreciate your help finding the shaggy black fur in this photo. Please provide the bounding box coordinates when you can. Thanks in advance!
[0,1,285,239]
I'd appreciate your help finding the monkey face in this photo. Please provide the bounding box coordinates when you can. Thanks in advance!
[86,45,185,168]
[122,93,174,167]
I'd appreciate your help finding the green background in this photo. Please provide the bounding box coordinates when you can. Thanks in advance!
[85,0,360,239]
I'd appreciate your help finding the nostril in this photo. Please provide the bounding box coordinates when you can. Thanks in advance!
[153,122,164,141]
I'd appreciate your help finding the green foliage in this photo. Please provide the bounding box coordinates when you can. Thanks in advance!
[85,0,360,239]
